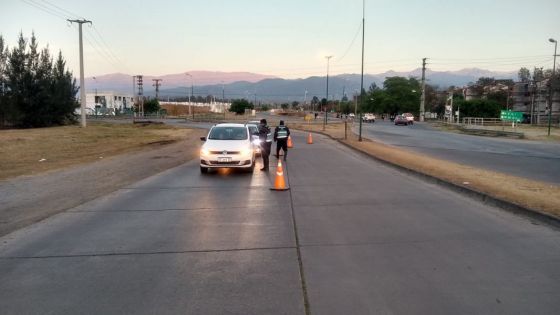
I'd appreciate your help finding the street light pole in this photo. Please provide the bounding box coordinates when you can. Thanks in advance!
[358,0,365,141]
[548,38,557,137]
[186,73,194,117]
[324,55,333,131]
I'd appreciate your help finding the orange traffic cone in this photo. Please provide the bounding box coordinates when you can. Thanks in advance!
[307,133,313,144]
[270,159,290,191]
[287,136,293,148]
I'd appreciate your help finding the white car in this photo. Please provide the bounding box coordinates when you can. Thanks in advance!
[402,113,414,125]
[362,113,376,123]
[200,123,256,173]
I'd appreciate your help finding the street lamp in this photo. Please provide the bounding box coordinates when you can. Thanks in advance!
[548,38,557,136]
[324,55,333,131]
[185,73,194,103]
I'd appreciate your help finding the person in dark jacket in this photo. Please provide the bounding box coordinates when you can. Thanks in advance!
[257,119,272,171]
[274,120,290,161]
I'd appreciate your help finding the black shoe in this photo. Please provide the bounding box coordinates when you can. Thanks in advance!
[260,167,268,171]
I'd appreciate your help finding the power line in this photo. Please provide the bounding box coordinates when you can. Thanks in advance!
[84,28,121,66]
[337,21,363,63]
[39,0,83,19]
[21,0,68,20]
[91,25,125,65]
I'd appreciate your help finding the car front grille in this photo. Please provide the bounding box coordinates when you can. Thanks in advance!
[210,151,240,155]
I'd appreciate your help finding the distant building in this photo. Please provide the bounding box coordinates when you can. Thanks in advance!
[512,80,559,124]
[84,91,135,115]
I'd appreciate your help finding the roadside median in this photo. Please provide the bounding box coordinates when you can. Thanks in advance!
[291,121,560,225]
[0,122,207,237]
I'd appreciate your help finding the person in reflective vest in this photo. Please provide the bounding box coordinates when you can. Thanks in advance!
[258,118,272,171]
[274,120,291,161]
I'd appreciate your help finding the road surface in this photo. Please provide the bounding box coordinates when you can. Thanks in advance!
[356,120,560,184]
[1,132,559,314]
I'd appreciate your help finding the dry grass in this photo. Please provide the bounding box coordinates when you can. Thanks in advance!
[0,122,203,180]
[291,122,560,218]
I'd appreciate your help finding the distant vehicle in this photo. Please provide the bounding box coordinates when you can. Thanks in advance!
[348,113,356,119]
[402,113,414,125]
[394,115,409,126]
[199,123,256,173]
[362,113,376,123]
[245,123,261,155]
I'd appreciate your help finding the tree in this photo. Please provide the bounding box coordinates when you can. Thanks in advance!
[455,99,501,118]
[280,103,289,110]
[311,96,319,110]
[518,67,530,82]
[380,77,421,115]
[143,98,161,114]
[1,32,78,127]
[476,77,495,86]
[533,67,545,82]
[229,99,253,114]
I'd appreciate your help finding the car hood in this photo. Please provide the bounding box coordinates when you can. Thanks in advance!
[203,139,251,151]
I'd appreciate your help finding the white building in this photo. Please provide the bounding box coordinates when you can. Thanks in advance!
[84,91,135,115]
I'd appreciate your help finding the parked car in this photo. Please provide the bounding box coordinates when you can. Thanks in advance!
[362,113,376,123]
[394,115,409,126]
[199,123,256,173]
[402,113,414,125]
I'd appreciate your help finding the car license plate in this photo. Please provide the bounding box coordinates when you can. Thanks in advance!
[218,157,231,162]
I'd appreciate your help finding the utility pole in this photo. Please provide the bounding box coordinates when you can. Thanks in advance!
[420,57,427,122]
[324,55,333,131]
[67,19,92,127]
[548,38,557,136]
[135,75,144,117]
[358,0,365,141]
[152,79,162,100]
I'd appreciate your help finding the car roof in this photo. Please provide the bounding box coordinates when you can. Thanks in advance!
[213,123,247,128]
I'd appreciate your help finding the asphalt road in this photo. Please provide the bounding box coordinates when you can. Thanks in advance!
[1,132,559,314]
[356,120,560,184]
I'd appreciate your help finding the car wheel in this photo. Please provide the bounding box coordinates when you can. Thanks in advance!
[200,166,208,174]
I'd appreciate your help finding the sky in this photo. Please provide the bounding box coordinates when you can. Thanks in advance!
[1,0,559,79]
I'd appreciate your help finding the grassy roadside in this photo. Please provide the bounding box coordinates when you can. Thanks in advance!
[290,121,560,219]
[0,122,204,180]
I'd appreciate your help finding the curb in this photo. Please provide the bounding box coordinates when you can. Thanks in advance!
[301,129,560,229]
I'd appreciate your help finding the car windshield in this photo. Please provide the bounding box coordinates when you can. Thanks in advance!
[247,125,258,135]
[208,127,248,140]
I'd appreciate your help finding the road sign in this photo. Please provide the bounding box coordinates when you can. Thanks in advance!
[500,110,523,122]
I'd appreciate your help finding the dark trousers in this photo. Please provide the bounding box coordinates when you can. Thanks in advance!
[261,142,271,168]
[276,139,288,158]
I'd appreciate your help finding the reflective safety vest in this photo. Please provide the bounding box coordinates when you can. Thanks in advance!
[276,126,288,139]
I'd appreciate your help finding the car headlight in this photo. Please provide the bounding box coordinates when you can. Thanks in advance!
[200,148,210,156]
[240,147,253,156]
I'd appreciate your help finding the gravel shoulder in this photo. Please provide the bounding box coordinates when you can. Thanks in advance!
[0,130,205,237]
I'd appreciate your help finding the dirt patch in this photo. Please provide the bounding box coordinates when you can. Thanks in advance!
[291,121,560,219]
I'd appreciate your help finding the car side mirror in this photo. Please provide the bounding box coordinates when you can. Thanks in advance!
[200,137,206,141]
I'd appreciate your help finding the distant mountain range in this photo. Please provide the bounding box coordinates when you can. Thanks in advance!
[85,68,517,102]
